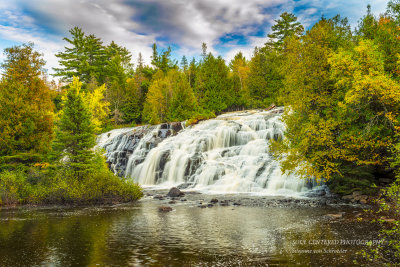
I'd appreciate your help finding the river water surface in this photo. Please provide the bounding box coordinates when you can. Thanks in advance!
[0,193,378,266]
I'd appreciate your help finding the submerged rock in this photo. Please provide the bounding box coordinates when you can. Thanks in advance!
[158,206,173,212]
[167,187,185,197]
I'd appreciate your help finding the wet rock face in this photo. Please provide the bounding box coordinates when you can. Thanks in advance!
[97,123,184,177]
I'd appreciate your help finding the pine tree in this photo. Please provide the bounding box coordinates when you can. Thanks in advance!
[54,77,96,179]
[195,53,233,113]
[266,12,304,50]
[53,27,107,85]
[181,55,188,72]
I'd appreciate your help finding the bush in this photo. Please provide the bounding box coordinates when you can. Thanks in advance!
[186,111,216,126]
[357,181,400,265]
[0,170,33,205]
[0,153,143,206]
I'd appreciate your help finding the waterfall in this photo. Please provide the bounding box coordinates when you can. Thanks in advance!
[97,108,312,196]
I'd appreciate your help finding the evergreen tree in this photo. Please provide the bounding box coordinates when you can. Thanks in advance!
[54,27,107,85]
[54,77,96,179]
[195,53,232,112]
[248,47,283,107]
[181,55,188,72]
[357,5,378,40]
[266,12,304,50]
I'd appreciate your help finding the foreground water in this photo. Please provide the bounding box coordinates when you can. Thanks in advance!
[0,194,378,266]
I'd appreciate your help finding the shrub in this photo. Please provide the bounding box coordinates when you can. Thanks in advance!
[0,170,33,205]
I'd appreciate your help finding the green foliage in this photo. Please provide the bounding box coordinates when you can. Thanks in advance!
[143,69,197,124]
[195,53,233,113]
[358,180,400,265]
[248,47,282,107]
[54,27,107,84]
[326,165,376,195]
[0,169,33,205]
[53,77,96,179]
[185,111,216,126]
[266,12,304,50]
[0,154,143,206]
[151,43,177,73]
[0,43,54,157]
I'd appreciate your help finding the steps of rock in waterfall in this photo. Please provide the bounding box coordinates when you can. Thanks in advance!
[97,107,313,196]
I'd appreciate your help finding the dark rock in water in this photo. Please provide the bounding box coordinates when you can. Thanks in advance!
[153,194,164,199]
[207,203,214,207]
[170,122,183,134]
[220,200,229,206]
[180,198,187,202]
[168,200,176,204]
[158,206,172,212]
[233,202,241,206]
[167,187,185,197]
[198,204,207,208]
[210,198,218,203]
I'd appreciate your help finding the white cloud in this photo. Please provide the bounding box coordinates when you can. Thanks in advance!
[0,0,392,75]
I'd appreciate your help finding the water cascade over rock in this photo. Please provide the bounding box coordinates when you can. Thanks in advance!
[97,108,312,195]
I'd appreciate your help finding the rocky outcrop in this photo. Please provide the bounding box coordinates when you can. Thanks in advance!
[341,191,370,204]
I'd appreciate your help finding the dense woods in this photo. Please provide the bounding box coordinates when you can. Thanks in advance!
[1,1,400,264]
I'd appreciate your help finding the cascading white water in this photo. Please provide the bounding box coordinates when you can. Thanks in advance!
[97,108,312,196]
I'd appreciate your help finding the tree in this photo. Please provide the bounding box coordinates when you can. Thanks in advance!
[0,43,54,157]
[54,77,96,179]
[266,12,304,50]
[83,81,110,133]
[357,5,378,40]
[272,16,354,180]
[142,70,168,124]
[54,27,107,85]
[248,47,282,107]
[229,52,250,107]
[181,55,188,72]
[168,70,197,121]
[142,70,197,124]
[195,53,232,113]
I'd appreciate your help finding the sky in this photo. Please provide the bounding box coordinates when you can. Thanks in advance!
[0,0,390,75]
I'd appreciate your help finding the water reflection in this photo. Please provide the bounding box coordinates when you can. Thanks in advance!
[0,202,377,266]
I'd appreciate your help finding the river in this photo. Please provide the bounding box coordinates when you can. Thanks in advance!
[0,192,377,266]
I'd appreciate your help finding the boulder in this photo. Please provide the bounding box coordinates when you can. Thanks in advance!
[210,198,219,204]
[167,187,185,197]
[158,206,172,212]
